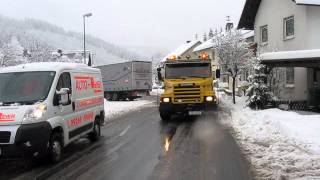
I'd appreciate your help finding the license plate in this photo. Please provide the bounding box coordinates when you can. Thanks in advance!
[188,111,202,115]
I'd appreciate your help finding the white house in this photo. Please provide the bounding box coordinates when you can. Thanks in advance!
[238,0,320,105]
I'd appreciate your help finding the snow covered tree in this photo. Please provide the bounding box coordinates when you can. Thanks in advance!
[208,28,214,38]
[0,36,26,67]
[213,30,254,104]
[203,32,207,42]
[246,58,271,109]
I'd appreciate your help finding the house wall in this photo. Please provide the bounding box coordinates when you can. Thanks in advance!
[253,0,315,101]
[306,6,320,49]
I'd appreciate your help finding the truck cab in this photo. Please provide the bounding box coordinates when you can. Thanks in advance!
[158,54,219,120]
[0,62,104,162]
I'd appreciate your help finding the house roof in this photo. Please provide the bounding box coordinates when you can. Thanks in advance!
[161,40,201,62]
[260,49,320,67]
[193,39,215,52]
[238,0,320,30]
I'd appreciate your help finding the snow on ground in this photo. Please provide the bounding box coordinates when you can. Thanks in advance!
[219,94,320,180]
[104,98,153,120]
[150,88,164,96]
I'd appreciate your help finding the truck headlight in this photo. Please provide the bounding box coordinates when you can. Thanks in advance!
[206,96,214,102]
[163,98,170,103]
[23,103,47,123]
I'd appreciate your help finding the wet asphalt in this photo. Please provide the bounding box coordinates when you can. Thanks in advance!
[0,96,252,180]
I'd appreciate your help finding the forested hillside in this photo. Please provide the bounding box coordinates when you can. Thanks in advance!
[0,15,144,66]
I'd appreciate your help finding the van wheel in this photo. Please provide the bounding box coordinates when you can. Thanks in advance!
[48,133,62,163]
[89,119,101,142]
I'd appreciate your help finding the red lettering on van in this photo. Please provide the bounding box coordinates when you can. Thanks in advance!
[0,113,16,122]
[76,80,88,91]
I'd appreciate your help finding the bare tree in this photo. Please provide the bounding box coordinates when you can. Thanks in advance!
[213,30,254,104]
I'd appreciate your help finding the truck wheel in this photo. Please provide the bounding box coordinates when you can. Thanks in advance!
[48,133,62,163]
[105,93,112,101]
[89,118,101,142]
[112,93,119,101]
[160,112,171,121]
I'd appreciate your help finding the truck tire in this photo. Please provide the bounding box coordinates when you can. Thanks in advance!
[89,118,101,142]
[112,93,119,101]
[160,111,171,121]
[48,133,62,163]
[105,93,112,101]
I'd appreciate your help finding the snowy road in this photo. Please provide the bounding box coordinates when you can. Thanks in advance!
[0,96,252,180]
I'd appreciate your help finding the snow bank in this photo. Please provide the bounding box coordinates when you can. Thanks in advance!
[104,99,153,120]
[220,96,320,179]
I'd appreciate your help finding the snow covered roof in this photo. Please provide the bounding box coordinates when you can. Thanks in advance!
[193,39,215,52]
[241,30,254,40]
[295,0,320,5]
[161,40,201,62]
[0,62,98,73]
[260,49,320,62]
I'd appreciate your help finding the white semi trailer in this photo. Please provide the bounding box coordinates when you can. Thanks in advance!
[97,61,152,101]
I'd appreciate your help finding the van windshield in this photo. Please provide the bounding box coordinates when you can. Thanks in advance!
[0,71,56,105]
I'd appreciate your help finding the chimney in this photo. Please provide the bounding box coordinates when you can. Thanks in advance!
[225,22,234,32]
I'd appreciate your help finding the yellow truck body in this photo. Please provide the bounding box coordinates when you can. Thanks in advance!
[158,58,218,120]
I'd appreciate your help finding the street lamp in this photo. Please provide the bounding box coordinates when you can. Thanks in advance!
[83,13,92,64]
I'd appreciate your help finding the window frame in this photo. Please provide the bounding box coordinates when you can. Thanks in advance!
[54,72,72,106]
[285,67,295,86]
[284,16,295,40]
[260,25,268,45]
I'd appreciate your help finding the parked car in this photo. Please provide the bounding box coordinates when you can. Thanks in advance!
[0,62,104,162]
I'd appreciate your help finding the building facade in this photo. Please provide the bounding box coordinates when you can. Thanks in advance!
[238,0,320,101]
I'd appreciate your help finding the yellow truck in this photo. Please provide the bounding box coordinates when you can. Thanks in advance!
[157,53,220,120]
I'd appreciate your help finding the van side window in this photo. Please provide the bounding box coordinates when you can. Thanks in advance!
[54,72,72,106]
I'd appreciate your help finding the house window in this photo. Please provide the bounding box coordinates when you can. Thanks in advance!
[284,16,294,39]
[260,25,268,44]
[286,67,294,85]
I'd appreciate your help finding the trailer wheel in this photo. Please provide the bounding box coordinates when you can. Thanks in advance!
[105,93,112,101]
[112,93,119,101]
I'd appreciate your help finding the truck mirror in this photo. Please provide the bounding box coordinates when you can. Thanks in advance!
[157,71,163,82]
[56,88,71,106]
[157,67,163,82]
[216,69,221,79]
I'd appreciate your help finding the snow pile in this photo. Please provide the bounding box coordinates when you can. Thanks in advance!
[221,96,320,179]
[104,99,153,120]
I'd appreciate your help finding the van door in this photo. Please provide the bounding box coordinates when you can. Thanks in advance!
[53,72,76,142]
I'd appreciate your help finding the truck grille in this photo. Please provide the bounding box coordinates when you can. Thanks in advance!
[0,131,11,143]
[173,85,201,103]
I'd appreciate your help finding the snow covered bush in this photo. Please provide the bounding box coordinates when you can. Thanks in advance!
[246,58,271,109]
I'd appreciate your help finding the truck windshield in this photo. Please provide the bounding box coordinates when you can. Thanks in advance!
[0,71,56,105]
[165,63,211,79]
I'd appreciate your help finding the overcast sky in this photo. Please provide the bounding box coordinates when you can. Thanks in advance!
[0,0,245,54]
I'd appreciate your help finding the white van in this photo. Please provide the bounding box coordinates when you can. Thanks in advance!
[0,62,105,162]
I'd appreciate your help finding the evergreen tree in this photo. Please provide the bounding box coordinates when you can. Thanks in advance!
[203,32,207,42]
[0,36,26,67]
[208,28,214,38]
[246,58,271,109]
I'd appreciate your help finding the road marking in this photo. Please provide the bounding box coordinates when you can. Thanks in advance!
[119,125,131,137]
